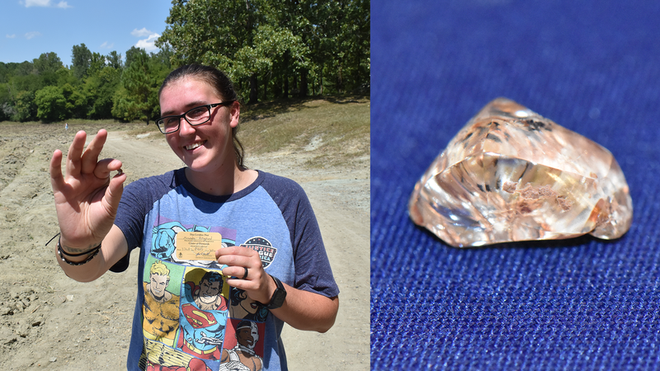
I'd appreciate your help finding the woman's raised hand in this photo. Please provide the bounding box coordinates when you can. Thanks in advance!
[50,130,127,250]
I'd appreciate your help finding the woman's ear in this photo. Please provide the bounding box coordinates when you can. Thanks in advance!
[229,101,241,128]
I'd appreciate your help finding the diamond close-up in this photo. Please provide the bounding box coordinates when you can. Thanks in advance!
[409,98,633,248]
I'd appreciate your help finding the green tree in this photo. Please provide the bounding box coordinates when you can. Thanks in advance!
[157,0,257,99]
[14,61,35,76]
[234,24,310,102]
[0,63,12,83]
[55,67,77,89]
[85,66,120,119]
[89,52,107,75]
[14,90,37,121]
[61,83,87,118]
[334,0,370,94]
[35,86,66,121]
[287,0,369,95]
[111,86,132,121]
[158,0,370,101]
[107,51,122,69]
[112,50,159,123]
[125,46,145,69]
[1,61,43,121]
[72,43,92,79]
[33,52,63,75]
[10,73,43,93]
[34,88,66,121]
[0,83,15,121]
[151,44,173,71]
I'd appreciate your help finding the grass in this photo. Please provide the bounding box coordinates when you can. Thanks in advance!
[240,96,370,167]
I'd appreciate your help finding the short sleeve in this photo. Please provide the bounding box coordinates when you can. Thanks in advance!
[260,173,340,298]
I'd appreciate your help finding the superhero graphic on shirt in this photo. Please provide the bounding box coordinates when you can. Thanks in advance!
[141,338,214,371]
[139,219,295,370]
[228,288,268,323]
[219,320,265,371]
[176,268,229,361]
[143,260,182,347]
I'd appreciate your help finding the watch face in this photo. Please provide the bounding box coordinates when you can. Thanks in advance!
[270,289,286,308]
[267,276,287,309]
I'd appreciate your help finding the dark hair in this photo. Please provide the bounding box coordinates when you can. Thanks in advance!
[230,288,269,322]
[200,271,224,289]
[159,64,245,169]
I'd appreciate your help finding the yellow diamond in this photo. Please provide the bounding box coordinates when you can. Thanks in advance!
[409,98,633,247]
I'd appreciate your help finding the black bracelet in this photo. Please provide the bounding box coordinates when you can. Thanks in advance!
[57,239,102,266]
[58,237,102,257]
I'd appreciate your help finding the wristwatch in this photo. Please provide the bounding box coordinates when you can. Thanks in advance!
[265,274,287,310]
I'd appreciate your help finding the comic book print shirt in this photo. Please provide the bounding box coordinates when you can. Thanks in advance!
[112,169,339,371]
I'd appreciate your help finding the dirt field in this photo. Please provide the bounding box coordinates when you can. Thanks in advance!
[0,120,369,370]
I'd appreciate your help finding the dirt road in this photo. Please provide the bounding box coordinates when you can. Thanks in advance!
[0,123,369,370]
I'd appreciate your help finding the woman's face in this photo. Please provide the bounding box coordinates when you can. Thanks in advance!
[159,76,240,174]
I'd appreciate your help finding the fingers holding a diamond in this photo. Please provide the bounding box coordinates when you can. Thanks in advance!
[56,130,121,182]
[50,129,127,248]
[409,98,633,247]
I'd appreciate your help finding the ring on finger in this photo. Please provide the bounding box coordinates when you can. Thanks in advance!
[242,267,248,280]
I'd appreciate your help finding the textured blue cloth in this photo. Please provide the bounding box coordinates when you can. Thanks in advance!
[371,1,660,370]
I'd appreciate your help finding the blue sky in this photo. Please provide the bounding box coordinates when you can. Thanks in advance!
[1,0,172,65]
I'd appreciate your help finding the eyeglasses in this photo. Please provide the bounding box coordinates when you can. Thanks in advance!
[155,101,235,134]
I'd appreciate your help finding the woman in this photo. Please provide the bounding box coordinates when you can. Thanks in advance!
[50,64,339,370]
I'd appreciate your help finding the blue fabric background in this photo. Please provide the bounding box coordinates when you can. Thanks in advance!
[370,1,660,370]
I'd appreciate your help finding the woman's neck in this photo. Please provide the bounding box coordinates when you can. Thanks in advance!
[184,164,258,196]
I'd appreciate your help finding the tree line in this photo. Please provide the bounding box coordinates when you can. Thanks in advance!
[0,0,369,123]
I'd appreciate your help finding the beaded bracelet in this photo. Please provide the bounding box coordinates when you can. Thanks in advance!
[57,238,102,266]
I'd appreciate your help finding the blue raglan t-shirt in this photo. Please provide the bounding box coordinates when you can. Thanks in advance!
[110,168,339,371]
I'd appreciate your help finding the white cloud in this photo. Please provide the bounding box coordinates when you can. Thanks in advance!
[23,0,49,7]
[131,28,153,38]
[25,31,41,40]
[100,41,114,49]
[135,33,160,52]
[6,34,16,39]
[22,0,71,8]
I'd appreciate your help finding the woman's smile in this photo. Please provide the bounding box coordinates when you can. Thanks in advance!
[184,140,207,151]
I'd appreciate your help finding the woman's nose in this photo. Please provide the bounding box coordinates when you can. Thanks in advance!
[178,117,196,135]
